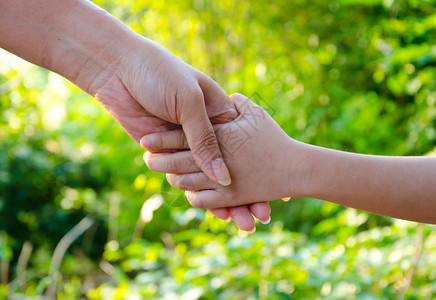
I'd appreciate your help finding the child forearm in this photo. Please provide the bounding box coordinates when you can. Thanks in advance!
[290,142,436,223]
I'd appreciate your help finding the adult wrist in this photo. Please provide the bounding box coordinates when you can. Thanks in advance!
[43,0,148,96]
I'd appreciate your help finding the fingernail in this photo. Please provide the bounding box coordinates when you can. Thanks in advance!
[282,197,291,202]
[211,158,231,186]
[260,217,271,225]
[246,227,256,234]
[219,179,231,186]
[185,191,190,198]
[224,217,231,223]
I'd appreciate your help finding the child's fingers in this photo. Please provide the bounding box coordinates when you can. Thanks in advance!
[210,206,266,232]
[140,129,188,152]
[144,151,201,174]
[229,206,256,232]
[166,172,220,191]
[248,202,271,224]
[208,208,230,221]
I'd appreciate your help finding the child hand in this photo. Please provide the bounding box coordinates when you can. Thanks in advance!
[142,94,300,210]
[143,93,436,225]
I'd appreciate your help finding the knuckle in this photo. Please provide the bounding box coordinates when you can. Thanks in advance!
[178,86,203,106]
[198,173,210,185]
[192,129,219,161]
[177,131,188,148]
[176,87,204,123]
[166,157,181,173]
[188,87,204,102]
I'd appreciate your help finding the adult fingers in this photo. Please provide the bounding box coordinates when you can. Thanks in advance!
[166,172,220,191]
[178,89,231,186]
[198,76,238,124]
[140,129,188,152]
[144,151,200,174]
[184,190,222,209]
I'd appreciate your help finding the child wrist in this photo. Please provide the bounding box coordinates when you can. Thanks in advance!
[281,139,315,199]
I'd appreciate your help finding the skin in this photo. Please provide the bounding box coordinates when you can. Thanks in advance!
[144,93,436,225]
[0,0,271,227]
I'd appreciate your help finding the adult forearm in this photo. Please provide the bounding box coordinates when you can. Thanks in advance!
[292,143,436,223]
[0,0,147,95]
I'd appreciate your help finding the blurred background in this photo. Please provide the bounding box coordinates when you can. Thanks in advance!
[1,0,436,299]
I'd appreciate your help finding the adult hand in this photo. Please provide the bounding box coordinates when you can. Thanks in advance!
[0,0,230,185]
[0,0,271,228]
[95,44,271,228]
[143,93,295,210]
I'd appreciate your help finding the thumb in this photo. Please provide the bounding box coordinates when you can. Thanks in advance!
[198,76,238,124]
[179,92,232,187]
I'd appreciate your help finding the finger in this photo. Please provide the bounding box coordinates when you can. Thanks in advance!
[144,151,201,174]
[229,206,256,232]
[166,172,220,191]
[184,190,222,209]
[140,129,188,152]
[248,202,271,224]
[229,93,265,116]
[178,89,231,186]
[208,208,230,222]
[210,205,265,229]
[185,189,243,210]
[198,76,238,124]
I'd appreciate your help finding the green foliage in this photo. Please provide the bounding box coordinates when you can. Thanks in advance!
[1,0,436,299]
[88,217,436,299]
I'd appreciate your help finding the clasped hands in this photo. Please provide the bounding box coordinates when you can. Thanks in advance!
[92,38,278,232]
[3,0,435,234]
[141,93,297,232]
[0,0,284,232]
